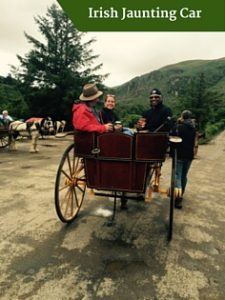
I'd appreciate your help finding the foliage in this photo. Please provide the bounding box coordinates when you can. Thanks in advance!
[0,76,28,118]
[12,4,107,123]
[121,114,141,128]
[172,73,225,136]
[115,102,147,127]
[113,58,225,137]
[205,122,225,140]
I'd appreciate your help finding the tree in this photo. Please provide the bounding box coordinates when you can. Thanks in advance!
[174,73,224,132]
[14,4,107,122]
[0,75,28,118]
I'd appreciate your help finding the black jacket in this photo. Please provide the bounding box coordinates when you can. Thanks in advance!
[142,102,173,132]
[99,107,119,124]
[176,120,196,160]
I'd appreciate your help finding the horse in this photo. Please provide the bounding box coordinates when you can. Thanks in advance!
[26,117,55,138]
[8,121,41,153]
[8,117,55,152]
[54,120,66,135]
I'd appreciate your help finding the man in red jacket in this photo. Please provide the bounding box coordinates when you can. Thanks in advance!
[72,83,113,133]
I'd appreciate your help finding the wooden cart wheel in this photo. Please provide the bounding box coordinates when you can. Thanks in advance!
[0,135,10,148]
[55,143,86,223]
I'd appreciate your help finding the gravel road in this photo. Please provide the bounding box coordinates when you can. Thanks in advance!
[0,132,225,300]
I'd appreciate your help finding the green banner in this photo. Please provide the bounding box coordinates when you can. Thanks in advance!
[56,0,225,31]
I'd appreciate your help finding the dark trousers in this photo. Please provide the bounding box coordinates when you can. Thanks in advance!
[175,159,192,195]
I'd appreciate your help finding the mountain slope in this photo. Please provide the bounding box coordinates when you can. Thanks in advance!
[113,57,225,106]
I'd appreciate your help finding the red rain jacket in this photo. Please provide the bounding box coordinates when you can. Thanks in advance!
[72,103,106,133]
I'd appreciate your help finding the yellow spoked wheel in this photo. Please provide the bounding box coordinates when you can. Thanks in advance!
[55,143,86,223]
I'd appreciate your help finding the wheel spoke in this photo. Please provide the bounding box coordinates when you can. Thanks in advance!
[70,190,74,216]
[61,169,72,180]
[58,181,71,192]
[76,184,85,193]
[64,189,72,217]
[60,186,72,209]
[73,154,80,174]
[66,154,72,176]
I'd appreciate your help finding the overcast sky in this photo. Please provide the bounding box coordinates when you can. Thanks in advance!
[1,0,225,87]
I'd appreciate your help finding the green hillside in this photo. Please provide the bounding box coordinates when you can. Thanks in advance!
[1,57,225,138]
[113,57,225,106]
[111,57,225,137]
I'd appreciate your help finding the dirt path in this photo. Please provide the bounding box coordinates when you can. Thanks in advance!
[0,133,225,300]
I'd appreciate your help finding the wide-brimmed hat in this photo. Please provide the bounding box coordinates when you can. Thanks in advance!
[79,83,103,101]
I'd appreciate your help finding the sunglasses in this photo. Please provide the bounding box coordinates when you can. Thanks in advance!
[150,96,160,100]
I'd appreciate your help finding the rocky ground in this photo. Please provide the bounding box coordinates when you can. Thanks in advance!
[0,132,225,300]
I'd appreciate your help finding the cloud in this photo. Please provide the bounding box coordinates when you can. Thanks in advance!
[87,31,225,86]
[0,0,57,72]
[0,1,225,87]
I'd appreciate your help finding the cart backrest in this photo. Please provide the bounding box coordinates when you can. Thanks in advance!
[74,131,169,161]
[135,132,169,161]
[74,131,133,159]
[97,132,133,160]
[75,131,169,192]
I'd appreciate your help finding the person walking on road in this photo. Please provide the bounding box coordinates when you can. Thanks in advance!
[174,110,196,209]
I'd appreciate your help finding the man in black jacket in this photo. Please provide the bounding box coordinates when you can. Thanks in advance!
[135,88,173,201]
[137,88,173,132]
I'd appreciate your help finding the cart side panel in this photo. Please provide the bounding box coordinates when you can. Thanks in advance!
[135,132,169,161]
[74,131,96,157]
[85,159,147,192]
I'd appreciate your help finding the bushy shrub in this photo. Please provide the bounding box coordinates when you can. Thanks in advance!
[205,122,223,139]
[121,114,141,128]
